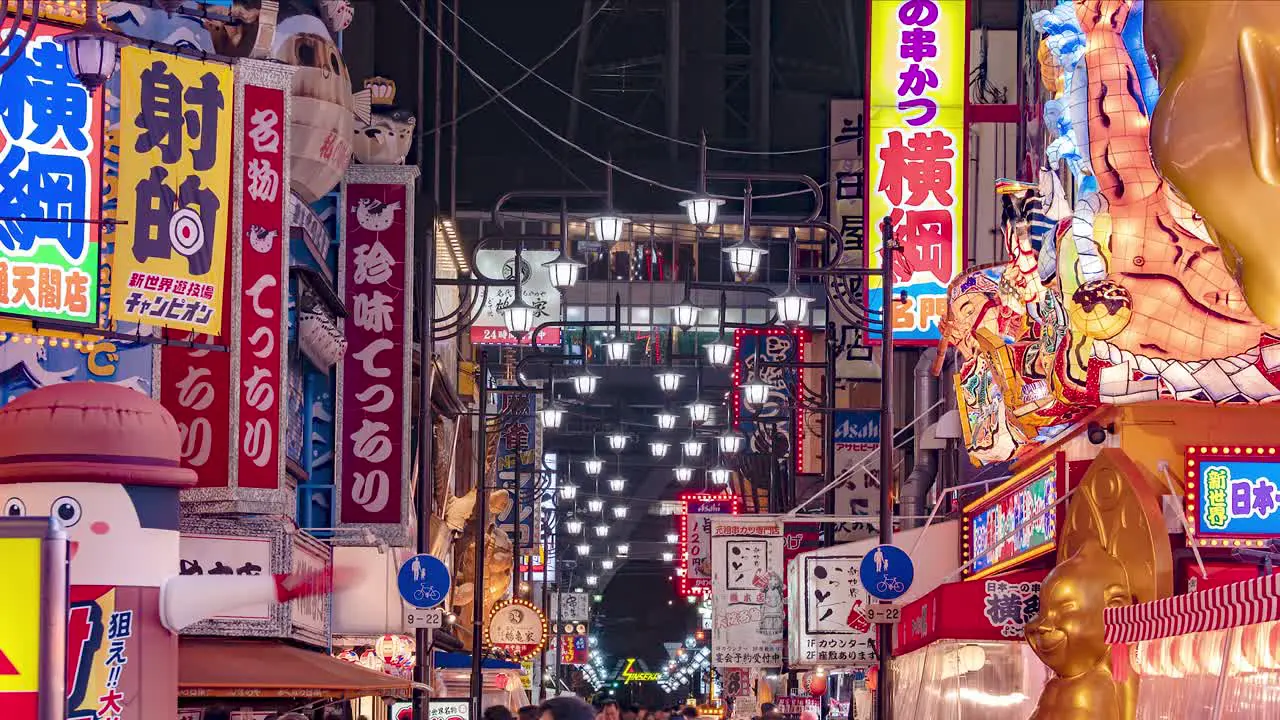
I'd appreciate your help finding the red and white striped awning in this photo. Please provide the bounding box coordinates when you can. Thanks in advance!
[1105,573,1280,644]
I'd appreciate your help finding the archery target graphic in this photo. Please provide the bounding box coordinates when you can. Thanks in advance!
[169,208,205,257]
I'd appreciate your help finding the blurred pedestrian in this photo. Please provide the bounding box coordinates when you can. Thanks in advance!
[519,706,541,720]
[485,705,516,720]
[541,696,598,720]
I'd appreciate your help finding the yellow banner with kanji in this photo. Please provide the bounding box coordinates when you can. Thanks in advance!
[111,47,232,334]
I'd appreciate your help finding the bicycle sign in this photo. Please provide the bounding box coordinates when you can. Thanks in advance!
[397,553,451,609]
[858,544,914,602]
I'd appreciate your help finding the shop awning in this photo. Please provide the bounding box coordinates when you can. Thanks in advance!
[179,638,411,699]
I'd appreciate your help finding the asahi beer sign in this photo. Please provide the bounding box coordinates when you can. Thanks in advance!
[832,410,880,542]
[472,250,562,346]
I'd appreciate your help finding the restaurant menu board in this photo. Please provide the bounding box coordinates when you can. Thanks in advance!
[1186,446,1280,548]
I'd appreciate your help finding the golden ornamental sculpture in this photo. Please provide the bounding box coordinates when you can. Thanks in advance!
[1025,449,1171,720]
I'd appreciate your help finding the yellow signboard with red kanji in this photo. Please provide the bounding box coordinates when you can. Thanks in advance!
[112,46,232,334]
[0,536,43,719]
[865,0,968,343]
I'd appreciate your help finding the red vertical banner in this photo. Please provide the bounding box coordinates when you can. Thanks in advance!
[160,332,231,488]
[232,81,289,490]
[337,168,416,534]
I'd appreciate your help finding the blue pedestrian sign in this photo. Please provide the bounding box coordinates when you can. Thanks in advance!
[397,554,451,609]
[859,544,914,602]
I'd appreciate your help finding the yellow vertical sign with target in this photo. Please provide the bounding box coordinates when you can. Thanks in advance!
[0,536,43,719]
[112,46,233,334]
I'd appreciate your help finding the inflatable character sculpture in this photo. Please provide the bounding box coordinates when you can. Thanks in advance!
[0,384,340,720]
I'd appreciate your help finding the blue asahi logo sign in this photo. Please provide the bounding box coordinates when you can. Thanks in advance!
[833,410,879,450]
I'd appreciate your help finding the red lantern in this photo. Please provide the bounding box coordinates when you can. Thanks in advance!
[806,672,827,697]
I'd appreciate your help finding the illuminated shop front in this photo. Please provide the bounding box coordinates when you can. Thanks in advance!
[936,1,1280,718]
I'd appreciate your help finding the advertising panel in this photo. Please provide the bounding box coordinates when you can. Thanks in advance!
[160,311,231,490]
[831,410,880,541]
[0,21,104,325]
[709,518,785,667]
[471,250,561,346]
[113,47,233,333]
[962,452,1066,579]
[786,552,876,666]
[336,167,416,540]
[828,98,876,375]
[678,493,741,597]
[231,68,290,491]
[1185,446,1280,548]
[428,699,470,720]
[493,392,539,544]
[178,534,273,620]
[732,328,809,471]
[894,569,1046,656]
[66,586,170,720]
[485,598,548,660]
[0,535,42,719]
[865,0,968,343]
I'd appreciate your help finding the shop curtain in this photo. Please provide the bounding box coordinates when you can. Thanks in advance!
[1133,621,1280,719]
[892,641,1047,719]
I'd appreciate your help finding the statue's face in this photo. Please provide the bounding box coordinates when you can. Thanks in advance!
[1025,548,1128,678]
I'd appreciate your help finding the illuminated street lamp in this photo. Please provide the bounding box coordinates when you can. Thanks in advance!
[572,369,600,397]
[617,543,630,555]
[559,481,579,501]
[688,401,713,425]
[770,282,814,327]
[583,456,604,476]
[678,195,724,227]
[61,0,129,93]
[589,214,630,244]
[674,465,694,483]
[539,403,566,429]
[594,523,610,538]
[601,558,615,570]
[724,238,767,277]
[666,532,679,544]
[586,498,605,513]
[742,375,770,406]
[717,428,745,454]
[704,335,734,367]
[612,505,629,519]
[577,543,591,556]
[681,437,705,458]
[605,336,632,363]
[586,575,599,586]
[545,250,587,289]
[565,516,584,535]
[502,295,537,338]
[649,440,671,458]
[656,370,684,394]
[656,410,679,430]
[662,551,675,562]
[671,291,701,329]
[606,432,628,452]
[708,465,732,485]
[608,475,626,493]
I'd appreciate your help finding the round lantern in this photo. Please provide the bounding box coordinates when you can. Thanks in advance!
[805,671,827,697]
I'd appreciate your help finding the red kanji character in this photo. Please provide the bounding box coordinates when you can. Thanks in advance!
[172,279,189,295]
[876,130,955,206]
[128,272,145,288]
[888,208,953,285]
[98,688,125,716]
[157,276,173,292]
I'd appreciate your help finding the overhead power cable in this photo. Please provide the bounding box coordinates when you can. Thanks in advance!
[419,0,611,139]
[441,1,838,158]
[395,0,828,202]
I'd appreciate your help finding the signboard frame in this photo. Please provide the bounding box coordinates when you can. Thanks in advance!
[961,451,1067,579]
[1185,445,1280,548]
[0,516,68,720]
[677,492,741,597]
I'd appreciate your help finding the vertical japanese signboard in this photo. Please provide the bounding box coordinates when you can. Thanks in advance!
[731,328,809,472]
[866,0,967,343]
[785,551,877,667]
[828,99,876,374]
[336,166,417,543]
[710,518,785,667]
[494,392,539,544]
[0,22,103,324]
[678,493,740,597]
[832,410,880,542]
[113,47,232,333]
[161,330,231,490]
[231,62,291,492]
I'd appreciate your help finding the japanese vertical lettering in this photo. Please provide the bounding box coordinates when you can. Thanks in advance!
[232,70,290,491]
[113,47,232,333]
[0,21,103,324]
[336,168,416,534]
[865,0,967,343]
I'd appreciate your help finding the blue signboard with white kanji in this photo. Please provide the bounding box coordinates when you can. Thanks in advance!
[1186,446,1280,547]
